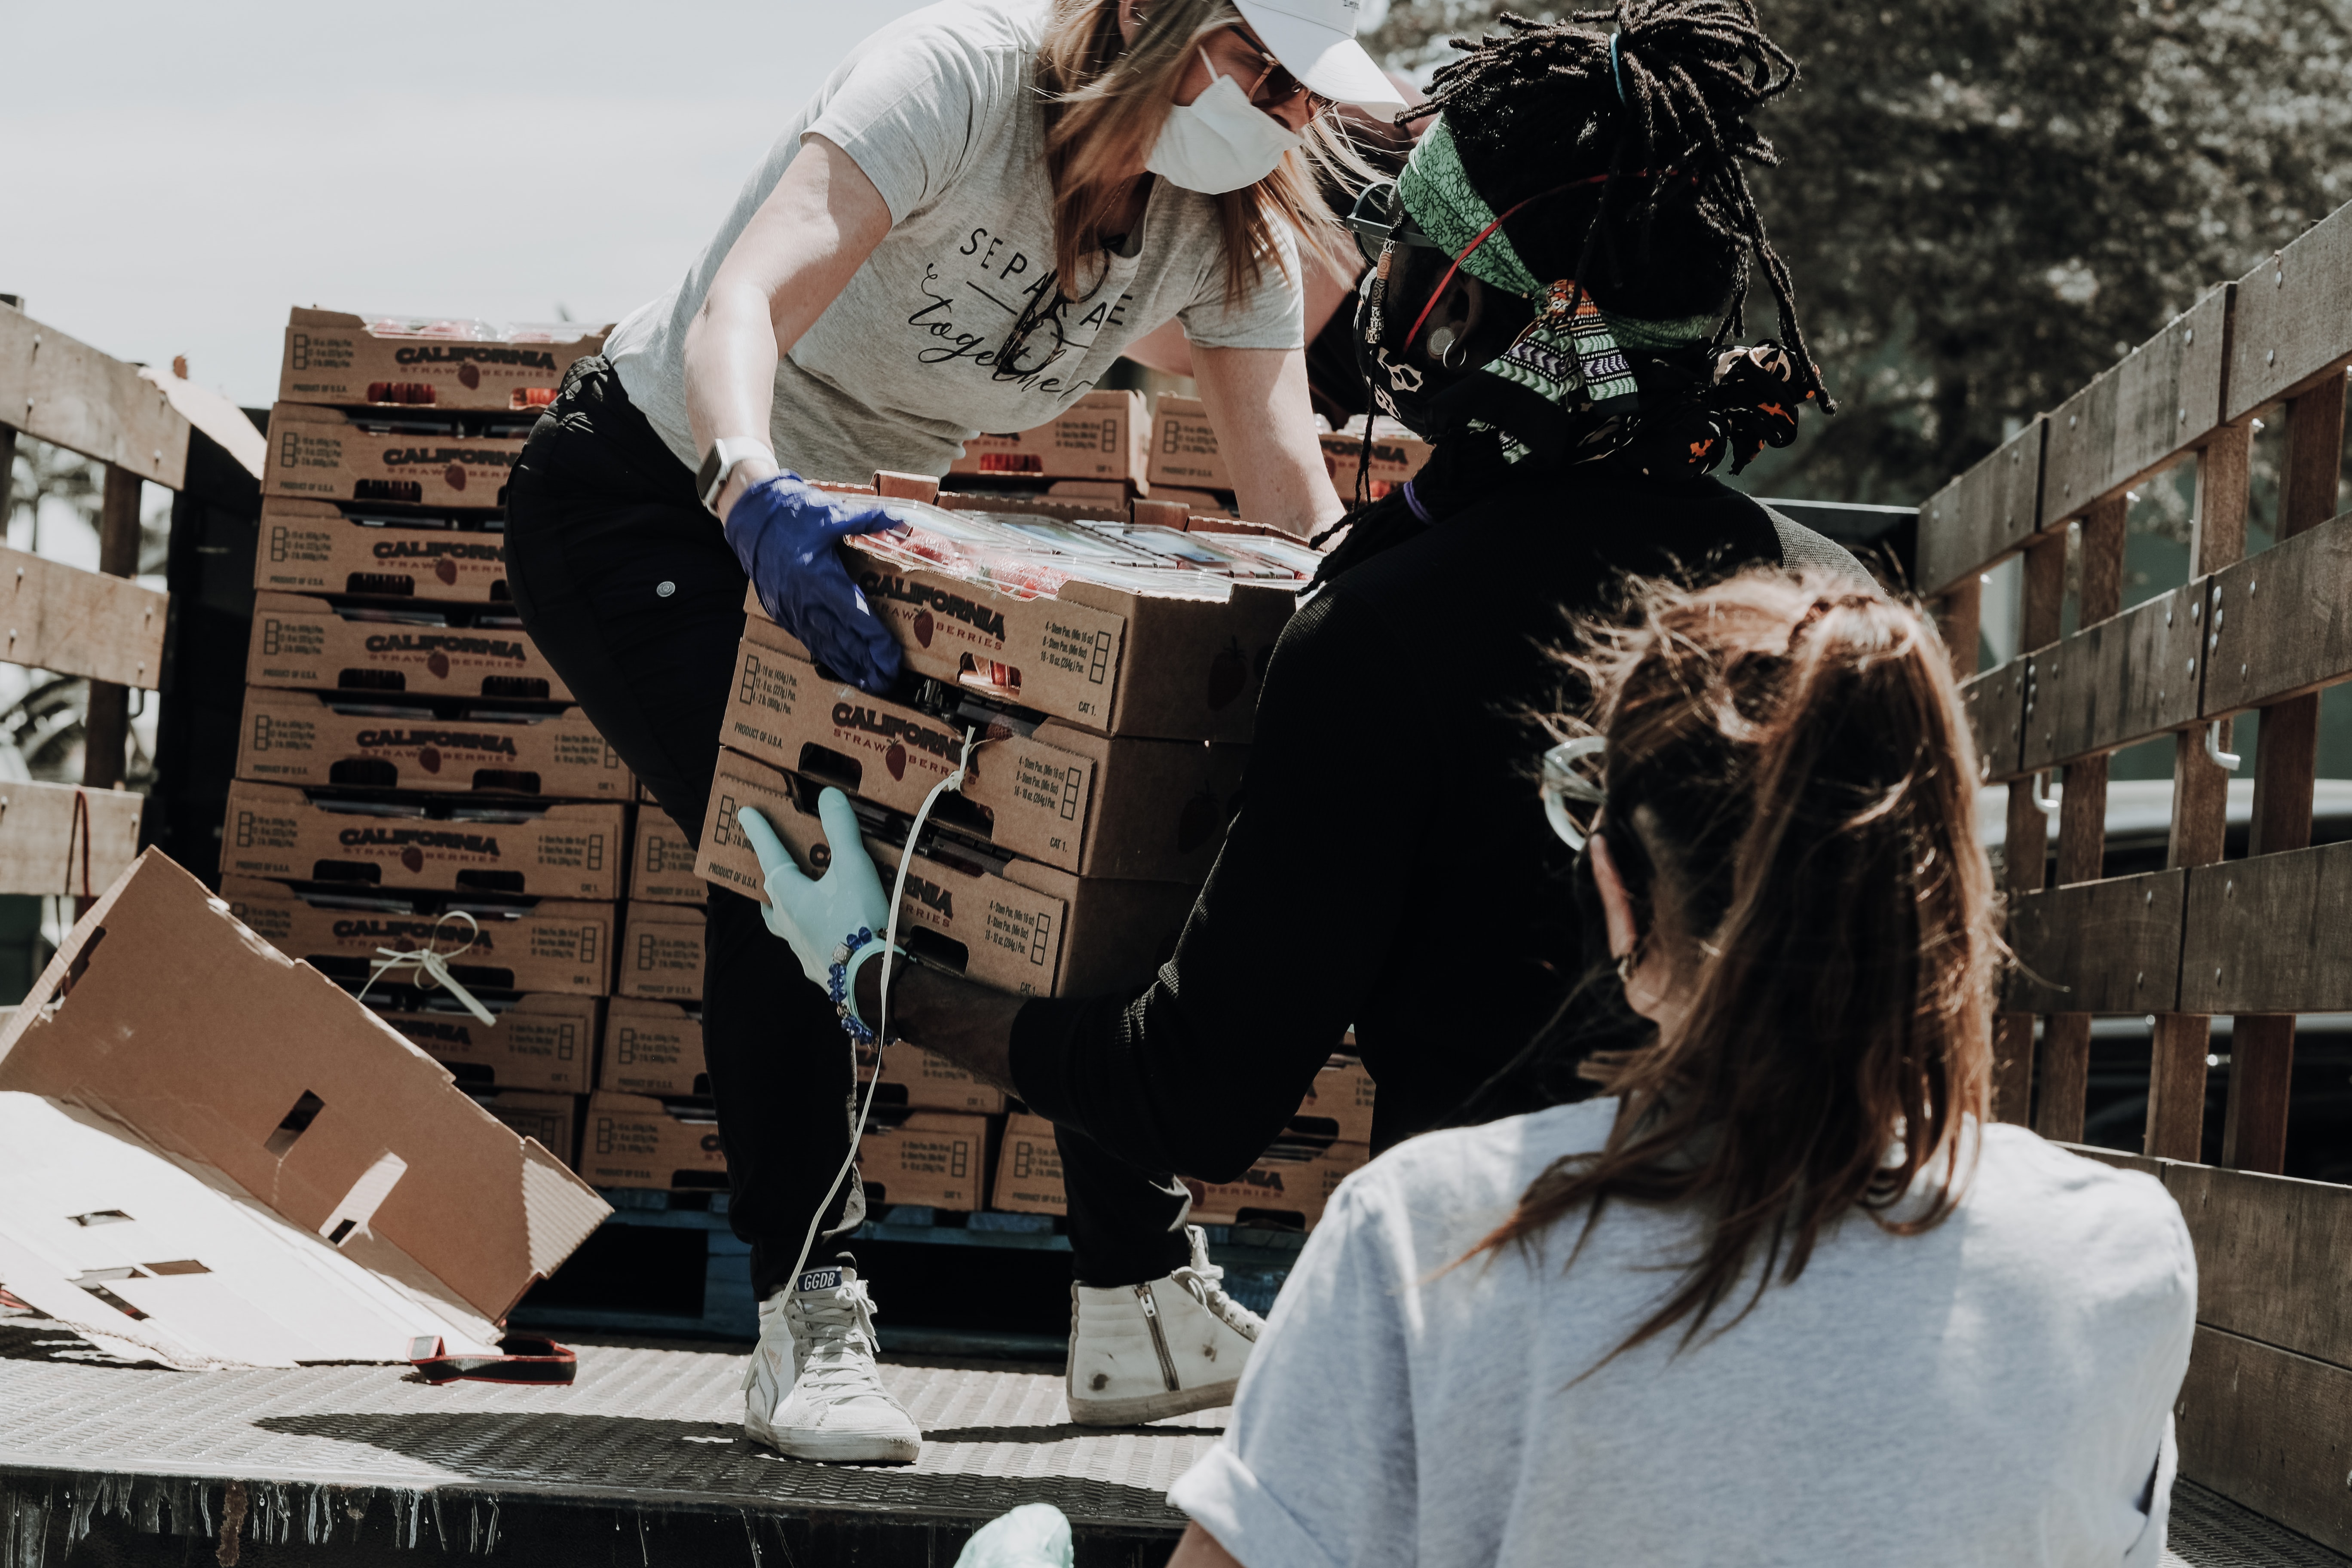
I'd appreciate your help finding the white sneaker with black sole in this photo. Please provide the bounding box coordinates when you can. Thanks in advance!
[1065,1225,1264,1426]
[741,1259,922,1463]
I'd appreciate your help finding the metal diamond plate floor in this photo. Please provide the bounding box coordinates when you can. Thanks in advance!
[0,1325,1214,1547]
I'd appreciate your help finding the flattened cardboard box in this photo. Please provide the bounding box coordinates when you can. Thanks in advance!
[223,779,624,900]
[620,900,704,1001]
[631,808,706,904]
[698,751,1195,998]
[582,1091,726,1191]
[248,591,573,702]
[861,1110,992,1210]
[0,850,609,1328]
[725,628,1242,882]
[474,1089,580,1168]
[990,1110,1066,1216]
[858,1041,1008,1115]
[1185,1140,1369,1229]
[258,498,512,603]
[281,309,607,413]
[264,402,527,510]
[221,877,616,996]
[1296,1051,1375,1145]
[748,556,1294,745]
[601,998,706,1098]
[237,689,632,802]
[374,993,601,1094]
[948,389,1147,486]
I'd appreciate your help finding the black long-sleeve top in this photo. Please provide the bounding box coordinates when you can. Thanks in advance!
[1010,468,1866,1180]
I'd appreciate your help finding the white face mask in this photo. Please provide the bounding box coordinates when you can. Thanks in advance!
[1145,52,1303,195]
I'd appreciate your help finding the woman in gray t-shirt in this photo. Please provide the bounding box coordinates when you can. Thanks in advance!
[504,0,1403,1467]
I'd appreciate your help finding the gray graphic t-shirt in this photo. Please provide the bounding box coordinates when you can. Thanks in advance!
[605,0,1305,484]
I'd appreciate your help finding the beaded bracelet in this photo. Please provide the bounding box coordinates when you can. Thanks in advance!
[827,926,906,1044]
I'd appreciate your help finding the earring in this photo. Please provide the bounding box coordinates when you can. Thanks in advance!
[1615,951,1637,986]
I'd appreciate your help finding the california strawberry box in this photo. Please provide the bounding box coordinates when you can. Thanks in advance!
[762,485,1304,743]
[723,616,1245,882]
[247,591,572,702]
[221,780,625,899]
[279,308,608,413]
[263,402,533,510]
[696,749,1196,998]
[235,689,632,800]
[257,497,514,603]
[350,985,603,1096]
[219,876,619,996]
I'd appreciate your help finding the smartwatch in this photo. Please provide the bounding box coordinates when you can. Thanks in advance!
[698,437,776,515]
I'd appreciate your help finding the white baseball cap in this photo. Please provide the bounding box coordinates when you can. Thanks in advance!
[1233,0,1409,114]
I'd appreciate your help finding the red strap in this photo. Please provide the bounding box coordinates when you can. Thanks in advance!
[407,1334,578,1387]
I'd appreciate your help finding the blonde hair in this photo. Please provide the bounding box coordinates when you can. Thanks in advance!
[1035,0,1366,305]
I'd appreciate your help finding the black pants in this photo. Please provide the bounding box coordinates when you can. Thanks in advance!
[503,358,1191,1298]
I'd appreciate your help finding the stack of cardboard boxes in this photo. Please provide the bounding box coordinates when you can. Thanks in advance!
[225,307,622,1173]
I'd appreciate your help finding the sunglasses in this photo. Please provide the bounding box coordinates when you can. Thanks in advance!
[1540,736,1608,851]
[1344,179,1441,268]
[1225,24,1326,113]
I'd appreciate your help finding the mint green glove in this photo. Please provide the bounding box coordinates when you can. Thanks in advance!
[950,1504,1072,1568]
[735,789,889,987]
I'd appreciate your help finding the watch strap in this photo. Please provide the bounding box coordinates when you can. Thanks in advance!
[698,437,777,514]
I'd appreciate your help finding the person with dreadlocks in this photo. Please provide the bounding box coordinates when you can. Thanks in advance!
[743,0,1872,1431]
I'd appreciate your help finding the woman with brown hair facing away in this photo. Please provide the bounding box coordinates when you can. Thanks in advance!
[1165,574,2196,1568]
[505,0,1401,1463]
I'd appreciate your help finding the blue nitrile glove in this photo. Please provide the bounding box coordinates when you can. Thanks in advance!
[736,791,889,987]
[950,1505,1072,1568]
[723,473,904,694]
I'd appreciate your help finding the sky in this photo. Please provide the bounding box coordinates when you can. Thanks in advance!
[0,0,939,411]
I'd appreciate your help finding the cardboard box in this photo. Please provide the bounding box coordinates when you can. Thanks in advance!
[1147,394,1231,491]
[280,308,607,413]
[860,1110,992,1210]
[1184,1139,1369,1230]
[236,688,633,802]
[619,900,704,1001]
[600,998,706,1098]
[248,591,573,702]
[630,807,706,905]
[858,1041,1008,1115]
[0,850,609,1338]
[990,1110,1066,1216]
[473,1089,580,1168]
[220,877,618,996]
[257,498,514,603]
[723,627,1243,881]
[698,751,1195,998]
[264,402,530,510]
[1318,423,1434,497]
[752,538,1296,744]
[949,389,1147,486]
[1295,1051,1375,1145]
[222,780,625,900]
[365,992,601,1095]
[581,1091,727,1191]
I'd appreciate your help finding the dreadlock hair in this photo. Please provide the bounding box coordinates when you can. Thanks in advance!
[1312,0,1828,587]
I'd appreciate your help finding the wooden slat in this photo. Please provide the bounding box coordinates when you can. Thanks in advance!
[1959,662,2025,783]
[2003,870,2186,1014]
[1936,574,1981,682]
[2228,201,2352,420]
[2165,1160,2352,1369]
[2040,290,2229,527]
[80,466,141,793]
[0,780,141,896]
[0,545,167,689]
[2179,843,2352,1014]
[2017,584,2205,772]
[1916,420,2045,599]
[0,304,188,487]
[2176,1327,2352,1555]
[2202,511,2352,717]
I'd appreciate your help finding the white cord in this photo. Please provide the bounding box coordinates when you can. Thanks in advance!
[781,724,989,1295]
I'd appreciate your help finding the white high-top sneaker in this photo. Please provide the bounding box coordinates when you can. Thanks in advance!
[1064,1225,1263,1426]
[741,1260,922,1463]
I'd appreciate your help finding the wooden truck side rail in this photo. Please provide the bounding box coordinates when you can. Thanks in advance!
[1916,197,2352,1554]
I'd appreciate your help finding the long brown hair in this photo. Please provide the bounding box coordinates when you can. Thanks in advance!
[1476,570,1996,1365]
[1035,0,1363,304]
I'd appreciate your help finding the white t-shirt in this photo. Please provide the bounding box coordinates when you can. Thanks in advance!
[1171,1103,2196,1568]
[604,0,1305,483]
